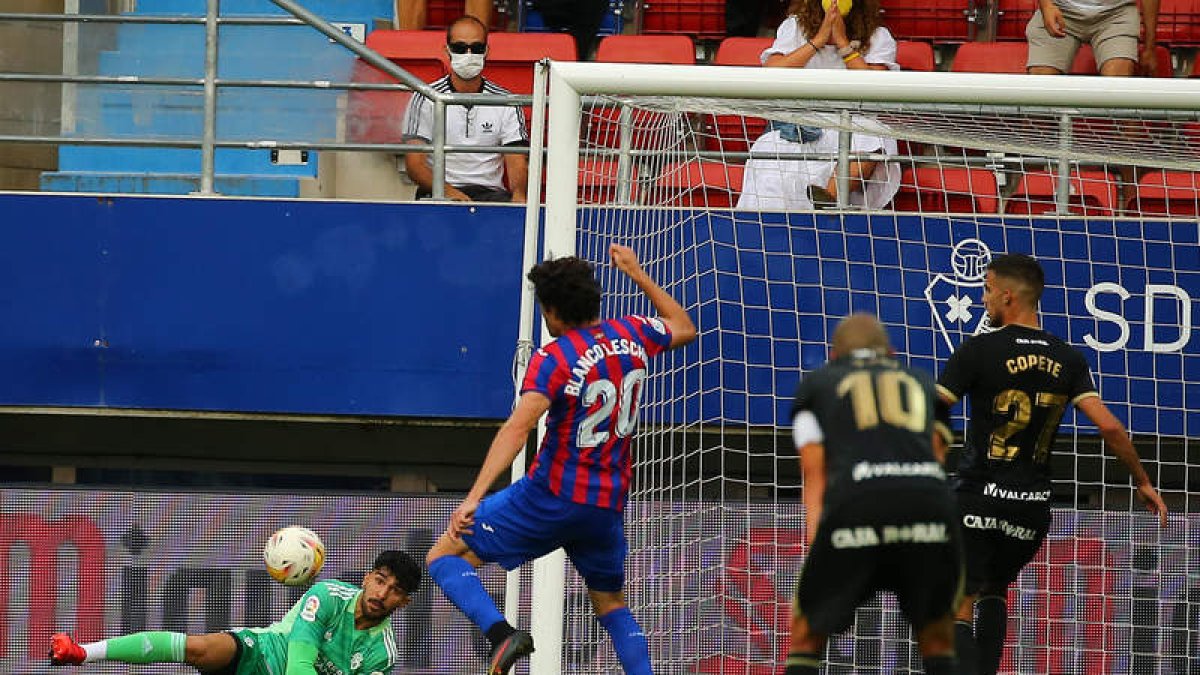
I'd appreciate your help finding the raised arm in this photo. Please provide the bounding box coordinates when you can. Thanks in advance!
[1075,396,1168,526]
[608,243,697,349]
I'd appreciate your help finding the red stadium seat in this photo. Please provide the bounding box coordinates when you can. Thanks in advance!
[950,41,1026,73]
[655,161,745,207]
[346,31,449,143]
[880,0,971,42]
[1127,170,1200,216]
[707,38,774,154]
[363,30,451,81]
[713,37,773,66]
[589,36,694,149]
[595,34,696,64]
[996,0,1033,40]
[896,40,936,71]
[1156,0,1200,46]
[640,0,726,41]
[578,160,639,203]
[485,32,578,94]
[893,167,1000,213]
[1005,170,1118,216]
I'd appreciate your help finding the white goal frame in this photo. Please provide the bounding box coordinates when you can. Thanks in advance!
[526,62,1200,675]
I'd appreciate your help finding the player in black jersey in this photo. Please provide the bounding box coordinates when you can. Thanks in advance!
[785,314,961,675]
[938,253,1168,675]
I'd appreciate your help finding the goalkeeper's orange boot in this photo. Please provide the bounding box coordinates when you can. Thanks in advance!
[49,633,86,666]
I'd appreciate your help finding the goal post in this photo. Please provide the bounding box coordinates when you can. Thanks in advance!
[528,61,1200,675]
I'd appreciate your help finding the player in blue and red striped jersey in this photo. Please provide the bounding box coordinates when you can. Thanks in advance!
[425,243,697,675]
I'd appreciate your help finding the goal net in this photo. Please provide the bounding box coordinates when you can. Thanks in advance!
[528,63,1199,674]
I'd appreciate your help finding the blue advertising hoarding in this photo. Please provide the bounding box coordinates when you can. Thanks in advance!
[0,194,1195,437]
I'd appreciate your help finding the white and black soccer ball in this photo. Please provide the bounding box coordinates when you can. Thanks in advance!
[263,526,326,586]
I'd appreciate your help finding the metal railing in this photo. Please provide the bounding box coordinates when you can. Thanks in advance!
[0,0,534,199]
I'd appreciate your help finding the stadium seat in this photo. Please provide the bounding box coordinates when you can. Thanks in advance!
[655,161,745,207]
[1157,0,1200,46]
[578,160,639,203]
[995,0,1033,40]
[1005,169,1118,216]
[895,40,936,71]
[595,34,696,64]
[880,0,971,42]
[707,37,774,154]
[485,31,578,94]
[361,29,450,81]
[589,35,694,149]
[892,167,1000,213]
[1126,170,1200,216]
[950,41,1026,73]
[346,31,449,143]
[713,37,773,66]
[639,0,726,41]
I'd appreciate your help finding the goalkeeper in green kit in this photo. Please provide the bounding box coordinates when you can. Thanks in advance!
[49,550,421,675]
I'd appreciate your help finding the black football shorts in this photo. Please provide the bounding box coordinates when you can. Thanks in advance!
[796,488,963,634]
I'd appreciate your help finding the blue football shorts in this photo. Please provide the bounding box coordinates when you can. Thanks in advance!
[463,478,627,592]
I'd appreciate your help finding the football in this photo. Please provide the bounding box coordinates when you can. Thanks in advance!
[263,526,326,586]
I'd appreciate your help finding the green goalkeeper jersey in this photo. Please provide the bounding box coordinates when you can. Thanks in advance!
[233,580,399,675]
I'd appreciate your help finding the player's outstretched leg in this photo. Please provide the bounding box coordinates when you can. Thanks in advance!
[426,539,534,675]
[50,631,186,666]
[975,594,1008,675]
[597,606,652,675]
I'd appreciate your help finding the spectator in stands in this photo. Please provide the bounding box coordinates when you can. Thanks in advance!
[402,15,530,202]
[735,0,901,211]
[1026,0,1159,76]
[396,0,493,30]
[528,0,610,60]
[726,0,774,37]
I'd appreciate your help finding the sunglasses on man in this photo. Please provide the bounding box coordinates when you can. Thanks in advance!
[447,41,487,54]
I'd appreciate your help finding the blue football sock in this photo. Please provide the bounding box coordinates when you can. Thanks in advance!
[598,607,653,675]
[428,555,505,633]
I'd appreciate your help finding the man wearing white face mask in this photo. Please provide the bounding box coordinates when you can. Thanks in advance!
[402,16,530,203]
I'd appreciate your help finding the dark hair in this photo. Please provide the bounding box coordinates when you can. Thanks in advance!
[527,256,602,326]
[445,15,488,44]
[987,253,1045,303]
[787,0,884,54]
[373,550,422,593]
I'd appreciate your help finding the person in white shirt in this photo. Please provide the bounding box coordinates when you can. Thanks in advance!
[1027,0,1159,76]
[736,0,901,212]
[402,16,530,202]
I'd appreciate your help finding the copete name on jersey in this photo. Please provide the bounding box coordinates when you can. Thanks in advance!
[564,339,647,396]
[1005,353,1062,377]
